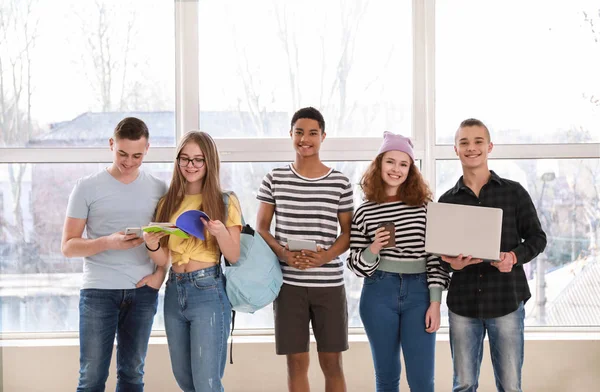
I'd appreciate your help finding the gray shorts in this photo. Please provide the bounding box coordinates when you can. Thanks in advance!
[273,283,349,355]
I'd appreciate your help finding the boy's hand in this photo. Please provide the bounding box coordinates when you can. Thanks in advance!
[441,254,483,270]
[491,251,516,273]
[369,227,391,255]
[299,246,331,268]
[106,231,144,250]
[136,268,167,290]
[280,245,304,269]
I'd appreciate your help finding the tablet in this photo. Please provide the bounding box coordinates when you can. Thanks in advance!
[287,239,317,252]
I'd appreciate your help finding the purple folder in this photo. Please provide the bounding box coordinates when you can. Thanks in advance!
[175,210,210,240]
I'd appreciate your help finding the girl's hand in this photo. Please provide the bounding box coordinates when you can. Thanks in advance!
[425,302,441,333]
[142,231,168,250]
[201,218,228,238]
[368,227,391,255]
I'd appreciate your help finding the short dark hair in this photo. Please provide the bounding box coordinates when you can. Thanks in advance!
[290,107,325,133]
[113,117,149,141]
[456,118,490,142]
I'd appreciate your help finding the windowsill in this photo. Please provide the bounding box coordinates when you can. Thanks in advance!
[2,327,599,347]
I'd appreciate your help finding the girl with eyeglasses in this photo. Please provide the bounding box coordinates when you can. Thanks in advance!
[143,131,242,392]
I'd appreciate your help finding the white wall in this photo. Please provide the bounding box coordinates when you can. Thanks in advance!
[2,337,599,391]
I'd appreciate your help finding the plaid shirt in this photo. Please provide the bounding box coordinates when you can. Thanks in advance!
[438,171,547,319]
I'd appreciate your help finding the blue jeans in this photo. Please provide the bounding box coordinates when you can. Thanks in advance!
[360,271,435,392]
[449,302,525,392]
[77,286,159,392]
[164,265,232,392]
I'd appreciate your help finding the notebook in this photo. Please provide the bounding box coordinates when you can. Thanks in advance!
[425,202,503,262]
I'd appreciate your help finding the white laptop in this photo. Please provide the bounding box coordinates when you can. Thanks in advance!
[425,202,503,262]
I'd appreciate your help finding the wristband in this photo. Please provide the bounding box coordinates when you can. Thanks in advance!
[145,243,160,252]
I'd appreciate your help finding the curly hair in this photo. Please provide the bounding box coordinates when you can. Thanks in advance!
[360,153,432,206]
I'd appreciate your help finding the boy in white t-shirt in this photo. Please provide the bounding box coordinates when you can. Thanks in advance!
[61,117,167,391]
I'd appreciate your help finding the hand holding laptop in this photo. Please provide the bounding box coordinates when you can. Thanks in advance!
[490,251,517,273]
[442,251,516,273]
[441,254,483,271]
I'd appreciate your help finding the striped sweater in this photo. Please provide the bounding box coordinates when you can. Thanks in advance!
[347,201,450,296]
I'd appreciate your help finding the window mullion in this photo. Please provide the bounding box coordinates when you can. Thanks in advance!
[175,0,200,142]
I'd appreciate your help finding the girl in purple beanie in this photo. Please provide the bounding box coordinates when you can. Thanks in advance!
[347,131,449,392]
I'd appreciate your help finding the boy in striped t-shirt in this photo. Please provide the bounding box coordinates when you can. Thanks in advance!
[256,107,354,392]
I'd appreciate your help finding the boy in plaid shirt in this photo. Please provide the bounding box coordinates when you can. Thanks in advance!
[439,118,547,392]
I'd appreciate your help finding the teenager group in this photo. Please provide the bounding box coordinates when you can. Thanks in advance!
[62,107,546,392]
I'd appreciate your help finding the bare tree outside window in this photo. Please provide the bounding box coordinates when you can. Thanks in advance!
[0,0,39,242]
[200,0,412,138]
[0,0,175,333]
[71,0,173,113]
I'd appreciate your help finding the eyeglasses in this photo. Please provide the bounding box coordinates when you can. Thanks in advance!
[177,157,206,168]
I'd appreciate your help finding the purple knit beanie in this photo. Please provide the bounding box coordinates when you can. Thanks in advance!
[377,131,414,161]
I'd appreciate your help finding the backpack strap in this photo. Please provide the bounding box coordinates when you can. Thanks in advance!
[220,191,247,259]
[230,309,236,364]
[221,192,232,268]
[222,191,246,225]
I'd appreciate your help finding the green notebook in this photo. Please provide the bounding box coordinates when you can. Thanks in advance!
[125,223,190,239]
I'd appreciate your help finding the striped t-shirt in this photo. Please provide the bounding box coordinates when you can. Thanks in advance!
[257,164,354,287]
[347,201,450,291]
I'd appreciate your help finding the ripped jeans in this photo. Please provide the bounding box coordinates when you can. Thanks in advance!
[164,265,232,392]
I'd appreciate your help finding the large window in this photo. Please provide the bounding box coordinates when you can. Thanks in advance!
[436,0,600,144]
[198,0,412,138]
[0,0,175,148]
[1,1,599,335]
